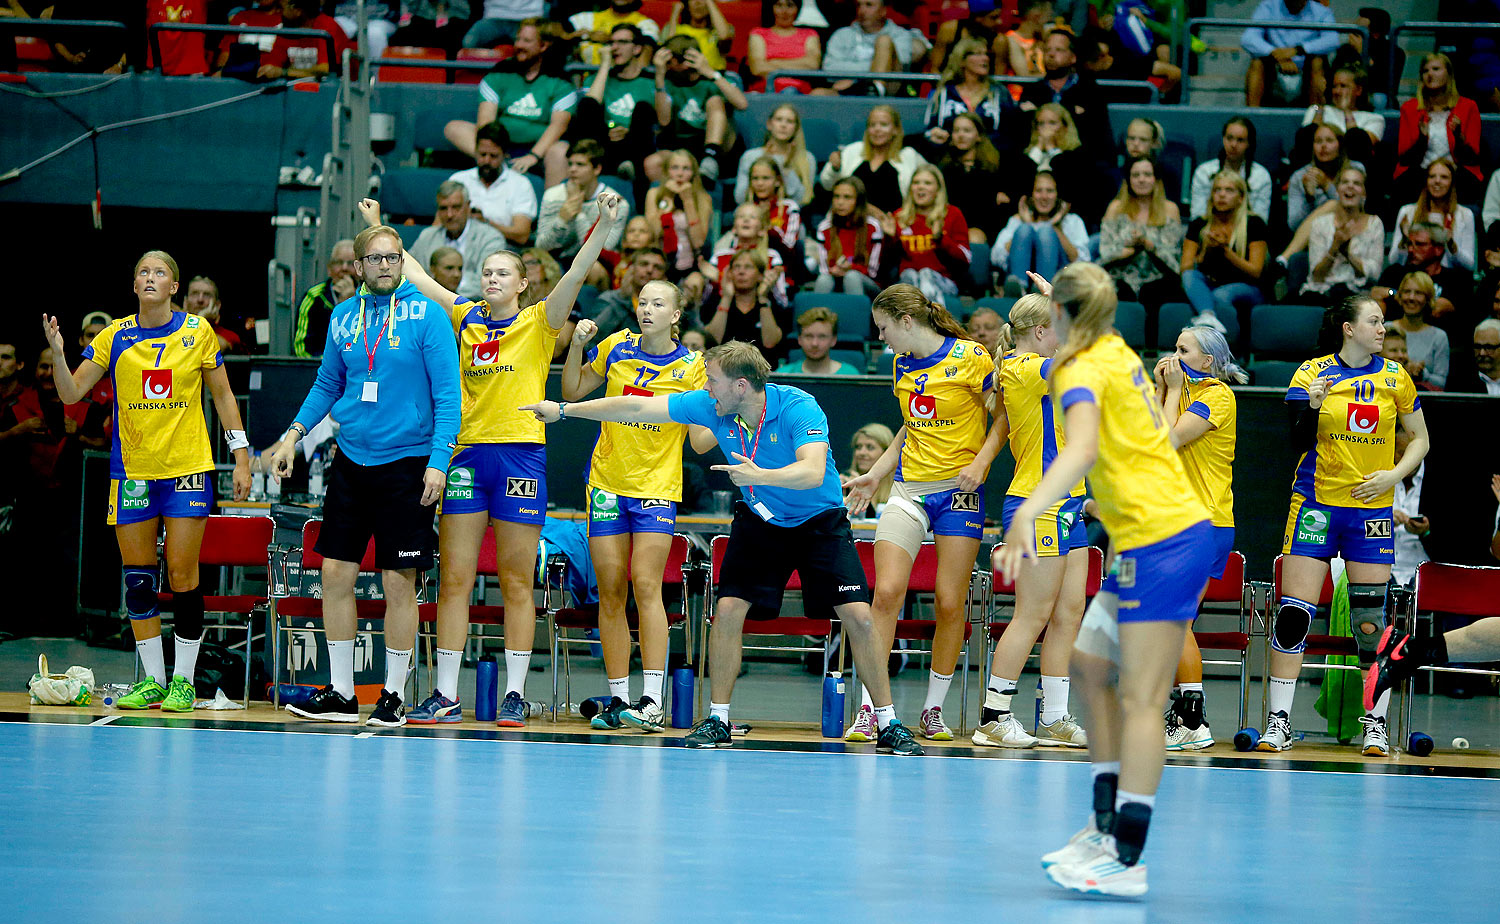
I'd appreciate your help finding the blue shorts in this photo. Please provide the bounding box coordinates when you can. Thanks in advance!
[107,472,214,526]
[1281,494,1394,565]
[1103,520,1217,624]
[1002,494,1089,558]
[587,486,677,538]
[442,443,547,525]
[891,480,986,540]
[1210,525,1235,579]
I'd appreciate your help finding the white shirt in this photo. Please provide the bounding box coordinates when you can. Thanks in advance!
[1190,159,1273,221]
[1392,462,1428,586]
[1480,370,1500,396]
[1424,111,1451,167]
[1388,203,1476,272]
[449,165,538,228]
[1301,105,1385,140]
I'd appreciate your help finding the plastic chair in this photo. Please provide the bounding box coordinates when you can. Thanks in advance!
[1156,302,1195,350]
[13,35,55,71]
[1190,551,1257,730]
[790,291,872,344]
[1250,304,1323,358]
[1406,562,1500,712]
[980,545,1105,692]
[378,167,453,220]
[1115,301,1147,349]
[376,46,446,83]
[1250,360,1300,388]
[455,45,511,84]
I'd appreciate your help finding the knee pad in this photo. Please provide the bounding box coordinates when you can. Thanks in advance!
[123,567,160,621]
[173,586,205,642]
[1272,596,1317,654]
[1348,582,1388,665]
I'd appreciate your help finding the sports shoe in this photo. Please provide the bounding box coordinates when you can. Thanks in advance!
[160,676,196,713]
[620,697,666,733]
[496,690,527,727]
[1046,836,1148,898]
[1359,714,1389,757]
[684,715,733,748]
[1164,714,1214,750]
[407,690,462,724]
[1036,714,1088,747]
[1041,822,1107,869]
[287,684,359,722]
[590,696,629,730]
[971,714,1039,748]
[844,705,878,742]
[114,678,167,710]
[1365,627,1420,712]
[698,155,719,184]
[919,706,953,740]
[876,720,924,756]
[367,690,406,727]
[1191,310,1227,334]
[1256,710,1294,752]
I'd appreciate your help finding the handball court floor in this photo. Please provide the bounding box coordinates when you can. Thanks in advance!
[5,686,1500,922]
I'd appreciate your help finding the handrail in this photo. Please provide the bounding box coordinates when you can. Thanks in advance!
[148,23,336,76]
[765,69,1160,103]
[0,17,128,38]
[1180,18,1368,105]
[1388,22,1500,101]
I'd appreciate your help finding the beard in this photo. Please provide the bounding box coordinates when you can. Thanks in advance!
[364,274,400,296]
[477,163,500,183]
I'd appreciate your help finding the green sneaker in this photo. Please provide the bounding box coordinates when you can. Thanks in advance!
[161,676,196,713]
[115,678,167,710]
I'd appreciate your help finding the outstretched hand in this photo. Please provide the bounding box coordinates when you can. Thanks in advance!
[521,400,563,423]
[711,452,766,486]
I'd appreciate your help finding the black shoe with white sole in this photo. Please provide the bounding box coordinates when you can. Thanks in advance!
[366,690,406,727]
[286,685,359,723]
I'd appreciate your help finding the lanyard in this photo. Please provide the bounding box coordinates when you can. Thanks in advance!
[737,401,768,500]
[358,299,390,377]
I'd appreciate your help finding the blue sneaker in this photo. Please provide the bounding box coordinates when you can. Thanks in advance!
[497,690,527,727]
[407,689,462,725]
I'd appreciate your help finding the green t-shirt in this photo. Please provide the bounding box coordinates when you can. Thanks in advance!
[776,360,861,376]
[602,75,656,129]
[478,71,579,147]
[664,77,721,133]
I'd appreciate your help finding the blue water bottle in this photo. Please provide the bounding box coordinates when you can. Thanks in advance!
[821,672,846,738]
[475,654,498,722]
[671,667,695,728]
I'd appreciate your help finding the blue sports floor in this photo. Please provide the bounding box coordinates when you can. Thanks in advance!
[4,717,1498,922]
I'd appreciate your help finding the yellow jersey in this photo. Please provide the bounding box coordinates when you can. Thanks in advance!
[586,331,707,500]
[1054,334,1209,551]
[452,298,559,446]
[892,336,994,482]
[999,350,1085,500]
[1286,354,1418,509]
[1176,366,1237,528]
[84,312,220,480]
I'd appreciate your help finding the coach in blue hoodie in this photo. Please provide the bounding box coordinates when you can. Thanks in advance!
[269,222,461,726]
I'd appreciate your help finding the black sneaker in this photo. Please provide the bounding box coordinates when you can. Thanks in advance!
[286,684,359,723]
[590,696,629,730]
[876,720,925,756]
[684,715,733,749]
[366,690,406,727]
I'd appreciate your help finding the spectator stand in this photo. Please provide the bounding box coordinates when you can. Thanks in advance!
[1179,19,1367,106]
[0,18,129,80]
[1387,23,1500,103]
[146,23,338,78]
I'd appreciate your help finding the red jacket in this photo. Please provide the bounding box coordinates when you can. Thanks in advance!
[1395,96,1482,186]
[892,207,971,279]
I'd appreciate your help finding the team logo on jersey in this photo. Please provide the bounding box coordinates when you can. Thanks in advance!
[1040,534,1055,548]
[945,366,958,378]
[640,498,671,510]
[954,345,965,357]
[506,478,538,499]
[472,339,502,366]
[590,489,619,521]
[624,384,653,398]
[120,480,150,510]
[908,392,937,419]
[1385,377,1397,389]
[950,492,980,512]
[1116,557,1137,588]
[181,335,195,349]
[672,368,686,380]
[141,368,173,400]
[1346,402,1379,434]
[445,467,475,501]
[806,428,823,436]
[591,488,618,512]
[1364,518,1393,539]
[174,473,205,492]
[1295,508,1330,545]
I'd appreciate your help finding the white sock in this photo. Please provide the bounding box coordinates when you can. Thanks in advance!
[642,670,665,705]
[435,648,462,700]
[173,632,203,683]
[1179,681,1204,695]
[136,634,166,687]
[328,638,355,699]
[1040,674,1070,725]
[1092,760,1121,780]
[608,675,630,701]
[1268,675,1297,717]
[710,701,730,724]
[873,703,897,728]
[504,648,530,697]
[1367,688,1391,720]
[384,647,411,695]
[985,675,1018,713]
[924,669,953,712]
[860,685,874,710]
[1116,790,1157,811]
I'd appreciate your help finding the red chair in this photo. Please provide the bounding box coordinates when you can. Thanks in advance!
[454,45,511,84]
[699,534,844,720]
[640,0,677,29]
[718,1,762,69]
[548,534,698,715]
[376,45,446,84]
[853,540,977,732]
[1404,562,1500,729]
[1192,551,1255,730]
[12,36,55,72]
[153,514,277,706]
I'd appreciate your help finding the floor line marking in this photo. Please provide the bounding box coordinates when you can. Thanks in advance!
[88,715,118,727]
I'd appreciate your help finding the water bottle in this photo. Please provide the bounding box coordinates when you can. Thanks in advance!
[267,465,282,501]
[98,683,132,706]
[578,695,612,719]
[821,672,846,737]
[474,655,498,721]
[524,700,552,720]
[671,668,695,728]
[308,451,325,499]
[250,454,265,501]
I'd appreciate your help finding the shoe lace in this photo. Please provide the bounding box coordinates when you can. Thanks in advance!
[1268,712,1292,737]
[1359,715,1386,738]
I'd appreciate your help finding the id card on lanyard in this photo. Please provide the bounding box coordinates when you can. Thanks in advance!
[737,404,775,522]
[355,298,390,402]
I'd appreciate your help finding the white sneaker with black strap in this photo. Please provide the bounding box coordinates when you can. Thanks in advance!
[1360,714,1389,757]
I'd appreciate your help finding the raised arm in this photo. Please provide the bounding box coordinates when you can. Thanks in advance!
[357,198,462,314]
[40,315,104,405]
[546,191,627,330]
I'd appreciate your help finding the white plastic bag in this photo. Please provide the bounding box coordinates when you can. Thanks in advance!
[27,655,96,706]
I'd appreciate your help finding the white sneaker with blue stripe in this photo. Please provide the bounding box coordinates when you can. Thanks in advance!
[1044,834,1148,897]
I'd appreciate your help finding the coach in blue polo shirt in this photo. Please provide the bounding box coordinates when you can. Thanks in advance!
[524,341,922,754]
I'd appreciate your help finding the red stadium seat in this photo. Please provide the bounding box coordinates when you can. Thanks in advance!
[12,35,55,72]
[1192,551,1255,730]
[1404,563,1500,727]
[640,0,676,29]
[718,1,761,68]
[454,45,511,84]
[376,45,446,84]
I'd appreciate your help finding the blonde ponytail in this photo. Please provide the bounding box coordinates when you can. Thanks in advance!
[1046,263,1117,387]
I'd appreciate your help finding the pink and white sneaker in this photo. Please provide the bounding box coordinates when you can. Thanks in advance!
[844,704,878,742]
[919,706,953,741]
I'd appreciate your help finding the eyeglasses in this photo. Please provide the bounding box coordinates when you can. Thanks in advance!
[362,253,403,266]
[1475,342,1500,351]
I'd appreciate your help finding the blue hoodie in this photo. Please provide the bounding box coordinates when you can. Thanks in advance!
[293,279,460,471]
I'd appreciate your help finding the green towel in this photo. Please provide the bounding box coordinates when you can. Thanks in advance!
[1314,568,1365,742]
